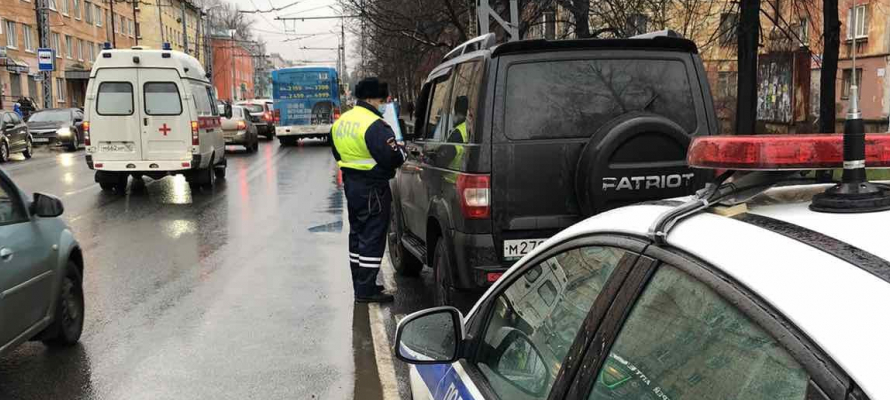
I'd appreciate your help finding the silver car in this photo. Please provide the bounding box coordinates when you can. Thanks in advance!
[221,106,259,152]
[0,168,84,355]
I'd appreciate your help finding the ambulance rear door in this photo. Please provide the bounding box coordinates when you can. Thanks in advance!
[91,68,142,161]
[139,69,191,161]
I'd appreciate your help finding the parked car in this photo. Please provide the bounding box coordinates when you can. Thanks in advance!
[221,106,259,152]
[0,111,33,163]
[27,108,86,151]
[0,168,84,356]
[395,133,890,400]
[84,47,229,192]
[237,99,275,139]
[389,31,717,307]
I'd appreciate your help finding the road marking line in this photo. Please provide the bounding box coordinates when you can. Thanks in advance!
[63,183,99,197]
[368,303,400,400]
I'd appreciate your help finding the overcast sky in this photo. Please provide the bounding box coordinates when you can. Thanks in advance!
[227,0,356,70]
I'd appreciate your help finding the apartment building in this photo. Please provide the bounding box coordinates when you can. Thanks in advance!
[0,0,136,109]
[135,0,204,64]
[211,37,253,102]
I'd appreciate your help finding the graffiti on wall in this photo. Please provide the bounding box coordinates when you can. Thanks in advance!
[757,53,793,123]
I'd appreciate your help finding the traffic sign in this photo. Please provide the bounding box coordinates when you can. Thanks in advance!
[37,48,53,71]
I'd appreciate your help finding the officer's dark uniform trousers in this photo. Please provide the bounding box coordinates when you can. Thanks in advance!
[343,173,391,297]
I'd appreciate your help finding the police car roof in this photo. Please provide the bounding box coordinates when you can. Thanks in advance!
[535,184,890,400]
[90,48,208,81]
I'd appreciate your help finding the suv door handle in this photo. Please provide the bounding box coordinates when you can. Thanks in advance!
[0,248,13,261]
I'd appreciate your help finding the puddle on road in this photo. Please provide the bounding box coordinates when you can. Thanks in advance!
[309,168,345,233]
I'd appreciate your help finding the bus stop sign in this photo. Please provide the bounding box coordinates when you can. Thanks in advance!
[37,48,54,71]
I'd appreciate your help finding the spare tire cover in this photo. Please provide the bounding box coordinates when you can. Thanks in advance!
[575,112,709,217]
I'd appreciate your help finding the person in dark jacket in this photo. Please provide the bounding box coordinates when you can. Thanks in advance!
[331,77,406,303]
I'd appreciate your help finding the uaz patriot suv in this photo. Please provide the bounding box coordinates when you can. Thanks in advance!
[389,31,718,306]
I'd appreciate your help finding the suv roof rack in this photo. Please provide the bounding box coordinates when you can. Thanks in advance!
[491,35,698,57]
[630,29,684,39]
[442,33,497,62]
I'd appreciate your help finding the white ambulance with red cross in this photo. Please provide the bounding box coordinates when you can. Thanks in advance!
[84,44,229,191]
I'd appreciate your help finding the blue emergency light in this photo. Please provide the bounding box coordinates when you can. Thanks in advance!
[162,43,172,51]
[103,42,112,50]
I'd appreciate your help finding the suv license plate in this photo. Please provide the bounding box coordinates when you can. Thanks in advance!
[503,239,547,259]
[99,142,135,153]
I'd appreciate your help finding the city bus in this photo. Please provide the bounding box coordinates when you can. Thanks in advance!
[271,66,340,145]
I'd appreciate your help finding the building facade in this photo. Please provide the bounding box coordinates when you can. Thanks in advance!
[134,0,203,62]
[211,37,253,102]
[0,0,136,110]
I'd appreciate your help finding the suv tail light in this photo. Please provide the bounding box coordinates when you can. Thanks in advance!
[273,109,281,123]
[456,174,490,219]
[83,121,91,145]
[263,111,273,122]
[237,120,247,130]
[333,107,341,121]
[191,121,199,145]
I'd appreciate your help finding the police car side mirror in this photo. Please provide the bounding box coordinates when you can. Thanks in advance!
[394,306,463,364]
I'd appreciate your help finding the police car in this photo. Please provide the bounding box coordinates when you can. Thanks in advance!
[394,133,890,400]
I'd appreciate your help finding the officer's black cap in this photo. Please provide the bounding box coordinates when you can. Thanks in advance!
[355,77,390,100]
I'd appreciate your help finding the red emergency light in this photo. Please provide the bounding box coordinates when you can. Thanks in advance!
[687,134,890,170]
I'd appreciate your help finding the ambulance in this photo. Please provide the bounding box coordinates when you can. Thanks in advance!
[84,44,230,191]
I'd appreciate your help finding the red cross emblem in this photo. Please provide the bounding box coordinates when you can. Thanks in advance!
[158,123,171,136]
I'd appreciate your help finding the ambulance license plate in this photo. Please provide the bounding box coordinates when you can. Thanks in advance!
[99,142,135,153]
[503,239,547,259]
[32,137,50,143]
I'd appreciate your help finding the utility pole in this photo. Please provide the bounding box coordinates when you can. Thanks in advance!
[181,1,188,53]
[36,0,52,108]
[109,0,117,47]
[477,0,519,41]
[157,0,165,43]
[231,31,236,100]
[132,0,139,45]
[341,22,346,80]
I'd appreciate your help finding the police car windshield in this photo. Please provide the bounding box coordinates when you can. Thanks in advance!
[28,110,71,123]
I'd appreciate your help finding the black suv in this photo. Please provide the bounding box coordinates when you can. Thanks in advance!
[390,31,717,306]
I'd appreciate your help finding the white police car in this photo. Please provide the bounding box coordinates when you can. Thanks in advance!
[394,133,890,400]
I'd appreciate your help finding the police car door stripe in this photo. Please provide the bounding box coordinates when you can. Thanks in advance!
[734,213,890,284]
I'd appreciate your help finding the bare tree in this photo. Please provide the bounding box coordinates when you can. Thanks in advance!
[821,0,839,133]
[736,0,760,134]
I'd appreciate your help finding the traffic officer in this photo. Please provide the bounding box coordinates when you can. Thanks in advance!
[331,77,406,303]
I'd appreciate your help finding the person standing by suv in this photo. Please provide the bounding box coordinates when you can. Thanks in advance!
[331,77,407,303]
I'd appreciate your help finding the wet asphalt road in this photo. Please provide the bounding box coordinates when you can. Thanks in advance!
[0,141,438,399]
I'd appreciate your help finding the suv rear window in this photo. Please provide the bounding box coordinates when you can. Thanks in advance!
[96,82,134,115]
[144,82,182,116]
[504,59,697,140]
[241,104,264,113]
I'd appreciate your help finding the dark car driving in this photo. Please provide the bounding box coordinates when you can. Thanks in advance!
[27,108,85,151]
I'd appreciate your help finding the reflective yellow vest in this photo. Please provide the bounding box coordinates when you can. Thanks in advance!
[332,106,381,171]
[448,122,468,170]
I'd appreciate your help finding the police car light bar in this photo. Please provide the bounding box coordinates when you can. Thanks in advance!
[687,134,890,170]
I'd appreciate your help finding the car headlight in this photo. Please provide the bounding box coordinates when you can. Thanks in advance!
[56,127,72,137]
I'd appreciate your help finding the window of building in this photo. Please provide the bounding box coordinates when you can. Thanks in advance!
[22,25,33,51]
[719,12,739,46]
[717,71,738,99]
[51,32,61,57]
[799,18,809,46]
[56,77,66,103]
[9,73,22,98]
[65,35,73,58]
[48,0,57,11]
[84,1,92,23]
[86,41,92,62]
[27,75,38,99]
[4,20,16,49]
[77,38,84,61]
[95,5,101,26]
[847,5,867,39]
[72,0,80,19]
[626,13,649,36]
[588,264,809,400]
[129,19,134,36]
[842,68,863,100]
